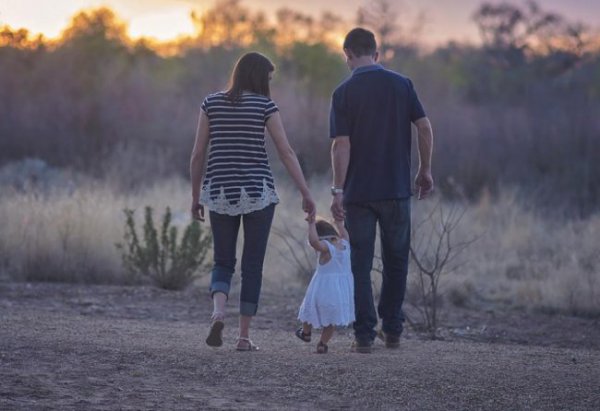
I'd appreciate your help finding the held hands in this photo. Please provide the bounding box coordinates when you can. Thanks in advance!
[302,195,316,221]
[415,169,434,200]
[191,202,205,222]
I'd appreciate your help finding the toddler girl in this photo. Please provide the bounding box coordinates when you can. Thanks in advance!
[296,216,355,353]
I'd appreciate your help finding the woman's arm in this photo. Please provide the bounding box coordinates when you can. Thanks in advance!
[266,112,316,218]
[189,110,210,221]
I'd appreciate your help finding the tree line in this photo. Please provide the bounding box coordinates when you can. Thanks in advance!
[1,0,598,216]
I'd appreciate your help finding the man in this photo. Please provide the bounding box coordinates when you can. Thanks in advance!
[329,27,434,353]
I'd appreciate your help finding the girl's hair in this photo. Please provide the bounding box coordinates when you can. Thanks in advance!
[316,219,339,238]
[225,52,274,102]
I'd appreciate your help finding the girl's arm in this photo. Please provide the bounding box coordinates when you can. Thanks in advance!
[307,217,329,253]
[266,112,316,219]
[334,219,349,241]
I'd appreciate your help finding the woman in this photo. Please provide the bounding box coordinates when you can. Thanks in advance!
[190,52,315,351]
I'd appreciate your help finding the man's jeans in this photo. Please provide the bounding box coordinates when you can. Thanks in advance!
[345,199,411,342]
[208,204,275,316]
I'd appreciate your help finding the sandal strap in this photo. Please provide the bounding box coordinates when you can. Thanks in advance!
[295,328,312,342]
[238,337,256,346]
[237,337,259,351]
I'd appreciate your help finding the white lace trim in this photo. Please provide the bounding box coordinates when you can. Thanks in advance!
[200,179,279,216]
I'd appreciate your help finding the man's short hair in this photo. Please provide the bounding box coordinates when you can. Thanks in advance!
[343,28,377,57]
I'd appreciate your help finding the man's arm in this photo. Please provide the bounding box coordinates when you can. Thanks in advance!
[331,136,350,220]
[414,117,434,200]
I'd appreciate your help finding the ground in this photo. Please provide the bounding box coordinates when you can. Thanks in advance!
[1,282,599,410]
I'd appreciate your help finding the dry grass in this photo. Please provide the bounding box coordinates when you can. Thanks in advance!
[445,189,600,317]
[0,175,598,316]
[273,178,600,317]
[0,178,192,284]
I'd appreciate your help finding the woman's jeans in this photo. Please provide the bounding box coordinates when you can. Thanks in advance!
[345,199,411,342]
[208,204,275,316]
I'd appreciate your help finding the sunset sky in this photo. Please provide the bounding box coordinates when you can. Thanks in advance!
[1,0,599,45]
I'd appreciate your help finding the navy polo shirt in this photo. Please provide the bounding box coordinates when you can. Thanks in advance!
[329,64,426,203]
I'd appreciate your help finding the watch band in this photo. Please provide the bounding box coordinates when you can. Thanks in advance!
[331,187,344,195]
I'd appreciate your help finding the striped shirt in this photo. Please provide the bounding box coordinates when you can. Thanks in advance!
[200,92,280,215]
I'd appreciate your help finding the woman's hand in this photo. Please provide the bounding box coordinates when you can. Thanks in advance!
[191,202,205,222]
[302,195,316,220]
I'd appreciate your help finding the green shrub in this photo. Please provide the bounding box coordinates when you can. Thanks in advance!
[116,206,212,290]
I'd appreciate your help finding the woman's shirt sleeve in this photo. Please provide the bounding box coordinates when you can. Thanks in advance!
[201,96,209,115]
[265,99,279,120]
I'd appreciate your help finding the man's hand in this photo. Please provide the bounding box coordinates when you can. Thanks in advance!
[191,202,205,222]
[330,193,345,221]
[415,169,434,200]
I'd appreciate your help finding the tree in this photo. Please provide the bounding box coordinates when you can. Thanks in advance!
[275,9,345,49]
[356,0,423,61]
[191,0,275,49]
[60,7,128,45]
[473,0,588,70]
[0,26,44,49]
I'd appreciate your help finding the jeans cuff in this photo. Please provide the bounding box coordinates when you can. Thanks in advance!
[240,301,258,316]
[210,281,230,299]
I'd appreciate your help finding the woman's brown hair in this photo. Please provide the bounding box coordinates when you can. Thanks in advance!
[226,52,274,102]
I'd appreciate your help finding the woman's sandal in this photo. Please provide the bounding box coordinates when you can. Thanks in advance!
[295,328,311,343]
[205,312,225,347]
[236,337,259,351]
[316,341,328,354]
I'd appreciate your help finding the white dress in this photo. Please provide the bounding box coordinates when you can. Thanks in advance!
[298,239,355,328]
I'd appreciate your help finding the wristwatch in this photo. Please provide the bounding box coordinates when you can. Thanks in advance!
[330,187,344,195]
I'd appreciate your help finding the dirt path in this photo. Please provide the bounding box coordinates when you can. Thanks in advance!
[1,283,599,410]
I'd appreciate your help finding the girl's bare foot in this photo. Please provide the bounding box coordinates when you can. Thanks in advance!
[316,341,328,354]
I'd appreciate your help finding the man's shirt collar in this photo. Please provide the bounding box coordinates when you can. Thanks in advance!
[352,64,384,76]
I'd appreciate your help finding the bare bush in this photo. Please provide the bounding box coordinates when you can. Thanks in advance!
[271,221,314,283]
[406,201,476,338]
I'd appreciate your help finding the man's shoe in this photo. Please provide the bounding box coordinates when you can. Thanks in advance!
[377,329,400,349]
[384,334,400,349]
[351,339,372,354]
